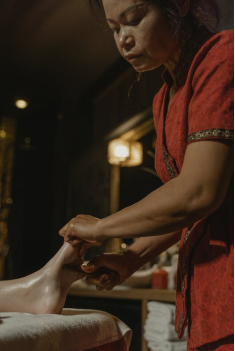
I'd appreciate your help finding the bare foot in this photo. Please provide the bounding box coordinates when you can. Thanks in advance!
[0,242,83,314]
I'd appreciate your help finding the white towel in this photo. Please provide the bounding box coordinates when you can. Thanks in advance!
[147,302,175,324]
[144,320,187,342]
[146,313,174,326]
[144,322,180,342]
[0,308,132,351]
[147,339,187,351]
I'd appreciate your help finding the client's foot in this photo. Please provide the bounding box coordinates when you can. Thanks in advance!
[35,242,84,314]
[0,242,83,314]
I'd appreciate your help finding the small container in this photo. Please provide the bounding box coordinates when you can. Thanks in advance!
[168,254,178,290]
[151,263,168,289]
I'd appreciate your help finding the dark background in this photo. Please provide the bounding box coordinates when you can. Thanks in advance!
[1,0,233,278]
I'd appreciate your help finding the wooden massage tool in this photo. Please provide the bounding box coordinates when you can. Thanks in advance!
[63,264,118,278]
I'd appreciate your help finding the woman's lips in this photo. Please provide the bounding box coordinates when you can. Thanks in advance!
[125,54,143,63]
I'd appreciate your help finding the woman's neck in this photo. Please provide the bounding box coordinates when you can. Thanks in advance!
[164,23,195,90]
[164,58,179,91]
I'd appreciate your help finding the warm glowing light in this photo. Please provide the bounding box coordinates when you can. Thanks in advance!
[24,137,31,144]
[113,145,130,158]
[0,130,6,138]
[108,139,143,166]
[6,198,13,204]
[15,99,29,109]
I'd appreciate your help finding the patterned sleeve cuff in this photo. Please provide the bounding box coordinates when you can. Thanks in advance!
[187,129,234,143]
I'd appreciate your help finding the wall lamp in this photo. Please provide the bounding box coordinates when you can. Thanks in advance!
[106,138,143,253]
[108,138,143,167]
[14,98,29,109]
[0,130,6,139]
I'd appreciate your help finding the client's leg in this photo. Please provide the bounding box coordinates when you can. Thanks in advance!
[0,242,83,314]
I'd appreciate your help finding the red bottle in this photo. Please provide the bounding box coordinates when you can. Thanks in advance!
[151,264,168,289]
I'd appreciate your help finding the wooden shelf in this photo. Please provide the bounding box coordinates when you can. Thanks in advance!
[69,284,176,302]
[68,284,176,351]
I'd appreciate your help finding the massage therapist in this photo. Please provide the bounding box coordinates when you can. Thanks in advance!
[60,0,234,351]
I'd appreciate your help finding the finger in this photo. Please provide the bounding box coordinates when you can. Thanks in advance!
[81,263,96,273]
[63,221,81,239]
[85,274,108,286]
[96,280,114,291]
[76,214,99,220]
[95,275,112,290]
[64,236,82,247]
[96,285,103,291]
[102,272,120,291]
[63,226,83,244]
[87,272,119,291]
[107,274,120,290]
[59,223,69,236]
[103,282,117,291]
[64,222,77,237]
[64,238,76,246]
[81,255,104,273]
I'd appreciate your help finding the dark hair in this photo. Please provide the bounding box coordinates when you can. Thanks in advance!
[89,0,220,37]
[89,0,220,100]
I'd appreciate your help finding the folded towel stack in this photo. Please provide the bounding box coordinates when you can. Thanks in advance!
[144,302,187,351]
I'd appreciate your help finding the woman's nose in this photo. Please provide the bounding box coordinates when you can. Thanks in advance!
[118,28,134,50]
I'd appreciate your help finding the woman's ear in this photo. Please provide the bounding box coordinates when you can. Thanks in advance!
[182,0,190,17]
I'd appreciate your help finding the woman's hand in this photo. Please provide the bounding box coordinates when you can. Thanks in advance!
[81,252,136,291]
[59,215,106,254]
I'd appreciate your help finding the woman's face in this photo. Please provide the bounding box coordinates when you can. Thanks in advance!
[102,0,180,72]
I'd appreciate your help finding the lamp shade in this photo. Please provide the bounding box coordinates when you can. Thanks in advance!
[108,139,143,167]
[0,130,6,139]
[14,98,29,109]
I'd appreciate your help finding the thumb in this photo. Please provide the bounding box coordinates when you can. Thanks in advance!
[59,223,68,237]
[81,256,103,273]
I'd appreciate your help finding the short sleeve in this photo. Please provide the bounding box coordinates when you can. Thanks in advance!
[187,31,234,144]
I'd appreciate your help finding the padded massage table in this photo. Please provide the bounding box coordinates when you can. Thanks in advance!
[0,308,132,351]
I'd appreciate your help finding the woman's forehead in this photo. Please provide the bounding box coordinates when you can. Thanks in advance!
[102,0,147,15]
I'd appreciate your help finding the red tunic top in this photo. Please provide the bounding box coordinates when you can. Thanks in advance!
[153,29,234,348]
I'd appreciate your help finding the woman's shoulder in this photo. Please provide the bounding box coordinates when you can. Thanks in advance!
[211,29,234,41]
[206,29,233,52]
[190,29,233,84]
[196,29,233,65]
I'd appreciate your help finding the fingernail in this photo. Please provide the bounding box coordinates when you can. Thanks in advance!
[101,275,108,282]
[85,261,92,266]
[82,263,89,267]
[82,263,94,269]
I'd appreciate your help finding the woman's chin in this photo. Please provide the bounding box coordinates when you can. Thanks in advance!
[132,62,161,73]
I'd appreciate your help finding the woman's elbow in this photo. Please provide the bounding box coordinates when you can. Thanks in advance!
[184,186,226,221]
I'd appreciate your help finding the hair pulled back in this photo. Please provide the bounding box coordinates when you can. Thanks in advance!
[89,0,220,37]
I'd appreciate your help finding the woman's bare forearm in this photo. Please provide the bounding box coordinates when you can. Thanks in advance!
[94,141,233,241]
[60,141,233,247]
[125,230,182,273]
[95,175,200,240]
